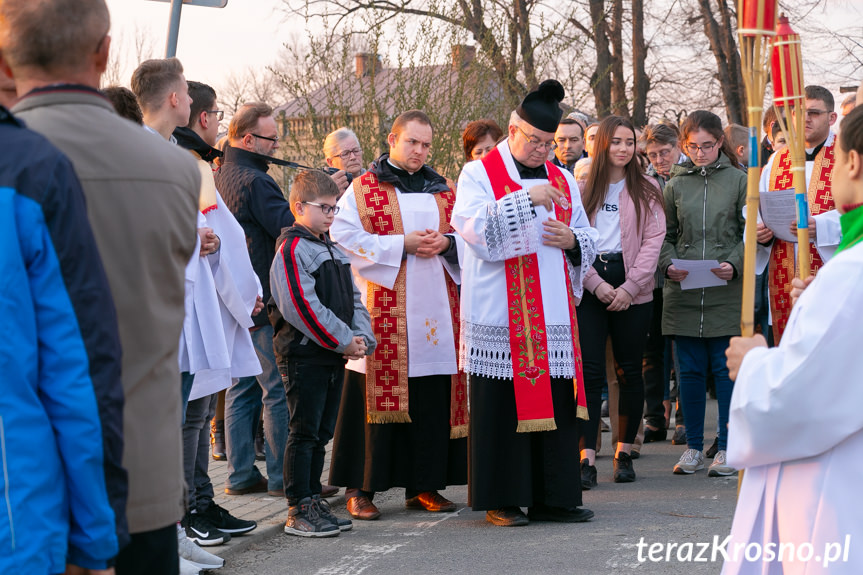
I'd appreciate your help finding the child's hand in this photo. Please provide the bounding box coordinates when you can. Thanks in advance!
[343,336,368,360]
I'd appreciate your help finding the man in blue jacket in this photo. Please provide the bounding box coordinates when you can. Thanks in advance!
[0,104,119,573]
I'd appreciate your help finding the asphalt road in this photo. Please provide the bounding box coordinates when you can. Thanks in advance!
[217,400,736,575]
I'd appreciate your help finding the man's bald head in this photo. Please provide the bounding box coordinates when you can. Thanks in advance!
[0,0,110,77]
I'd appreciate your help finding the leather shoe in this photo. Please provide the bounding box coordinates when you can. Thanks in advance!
[321,484,340,498]
[528,504,594,523]
[580,459,597,490]
[643,425,668,443]
[485,507,528,527]
[346,496,381,520]
[224,477,268,495]
[405,491,457,512]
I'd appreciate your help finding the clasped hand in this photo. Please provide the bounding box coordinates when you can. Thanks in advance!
[405,229,450,258]
[343,336,368,360]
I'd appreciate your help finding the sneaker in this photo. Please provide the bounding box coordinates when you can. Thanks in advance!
[177,524,224,570]
[313,495,353,531]
[184,511,231,546]
[199,502,257,534]
[179,556,201,575]
[705,437,719,458]
[708,450,737,477]
[284,497,340,538]
[671,425,687,445]
[613,452,636,483]
[580,459,597,490]
[673,449,705,475]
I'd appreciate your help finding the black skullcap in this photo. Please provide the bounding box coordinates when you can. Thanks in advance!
[516,79,565,133]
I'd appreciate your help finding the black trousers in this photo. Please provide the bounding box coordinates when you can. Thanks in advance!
[577,257,652,452]
[115,524,178,575]
[642,288,668,430]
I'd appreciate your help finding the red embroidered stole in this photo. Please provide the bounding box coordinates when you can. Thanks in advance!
[767,144,835,342]
[480,148,588,433]
[353,171,468,438]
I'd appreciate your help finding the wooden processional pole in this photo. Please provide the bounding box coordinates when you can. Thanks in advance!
[736,0,777,495]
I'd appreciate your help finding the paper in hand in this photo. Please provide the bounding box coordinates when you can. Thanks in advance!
[671,259,728,290]
[760,188,799,243]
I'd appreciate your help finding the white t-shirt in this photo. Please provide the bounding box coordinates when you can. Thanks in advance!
[594,179,624,253]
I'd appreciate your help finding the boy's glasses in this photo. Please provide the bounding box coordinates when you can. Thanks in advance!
[302,201,340,216]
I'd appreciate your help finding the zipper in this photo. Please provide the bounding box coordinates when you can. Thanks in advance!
[0,416,14,552]
[699,167,708,338]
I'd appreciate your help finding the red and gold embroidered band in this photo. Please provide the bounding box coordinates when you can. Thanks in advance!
[353,173,468,436]
[767,144,834,342]
[481,148,588,432]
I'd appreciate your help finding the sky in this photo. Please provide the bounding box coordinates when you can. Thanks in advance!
[105,1,862,108]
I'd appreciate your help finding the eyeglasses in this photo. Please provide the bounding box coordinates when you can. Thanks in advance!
[804,109,829,119]
[252,133,280,143]
[302,201,340,216]
[335,148,362,160]
[685,141,717,154]
[516,125,557,151]
[205,110,224,121]
[646,148,673,161]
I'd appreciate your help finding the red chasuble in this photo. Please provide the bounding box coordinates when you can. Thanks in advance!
[480,148,588,432]
[767,144,834,343]
[352,171,468,438]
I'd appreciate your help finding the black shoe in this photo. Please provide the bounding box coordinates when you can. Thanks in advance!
[528,504,594,523]
[284,497,339,538]
[199,501,257,534]
[643,425,668,443]
[671,426,687,445]
[613,452,636,483]
[254,419,265,461]
[705,437,719,459]
[313,495,353,531]
[600,399,609,418]
[630,449,640,460]
[580,459,597,490]
[184,511,231,546]
[485,507,529,527]
[211,418,225,461]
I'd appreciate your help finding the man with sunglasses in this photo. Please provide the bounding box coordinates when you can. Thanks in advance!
[215,102,291,503]
[758,85,842,344]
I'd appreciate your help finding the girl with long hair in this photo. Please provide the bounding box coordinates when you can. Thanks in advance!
[577,115,665,486]
[660,110,746,478]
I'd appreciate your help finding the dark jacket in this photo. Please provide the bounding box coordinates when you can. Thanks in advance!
[659,152,747,338]
[216,145,294,325]
[0,106,120,570]
[173,126,222,162]
[369,153,450,194]
[268,224,375,366]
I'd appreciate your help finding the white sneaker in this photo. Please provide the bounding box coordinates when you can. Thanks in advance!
[180,556,202,575]
[673,449,705,474]
[178,523,225,570]
[708,450,737,476]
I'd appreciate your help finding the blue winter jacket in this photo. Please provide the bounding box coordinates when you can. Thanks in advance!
[0,107,119,572]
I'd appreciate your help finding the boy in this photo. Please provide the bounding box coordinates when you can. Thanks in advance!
[269,170,376,537]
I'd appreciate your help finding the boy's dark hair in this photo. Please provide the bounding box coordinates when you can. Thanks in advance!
[187,81,216,128]
[102,86,143,125]
[289,170,339,213]
[839,105,863,155]
[805,85,835,112]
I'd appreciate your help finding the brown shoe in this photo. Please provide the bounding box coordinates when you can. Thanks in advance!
[404,491,457,512]
[224,477,268,495]
[346,496,381,520]
[321,484,340,498]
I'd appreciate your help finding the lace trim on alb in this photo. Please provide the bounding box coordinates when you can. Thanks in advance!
[569,227,597,299]
[459,321,576,379]
[484,190,539,261]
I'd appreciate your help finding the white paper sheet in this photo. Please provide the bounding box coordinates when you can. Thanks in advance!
[760,188,800,243]
[671,259,727,290]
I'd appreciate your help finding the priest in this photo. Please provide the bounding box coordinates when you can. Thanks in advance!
[452,80,598,527]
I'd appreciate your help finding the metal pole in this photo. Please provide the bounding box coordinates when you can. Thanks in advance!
[165,0,183,58]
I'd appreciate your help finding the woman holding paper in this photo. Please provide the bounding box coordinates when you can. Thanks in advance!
[576,116,665,486]
[659,110,747,478]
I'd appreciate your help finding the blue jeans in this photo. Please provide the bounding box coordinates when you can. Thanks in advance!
[282,362,344,504]
[224,325,289,492]
[675,335,734,452]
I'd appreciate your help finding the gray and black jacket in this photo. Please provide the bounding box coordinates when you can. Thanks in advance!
[269,224,375,367]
